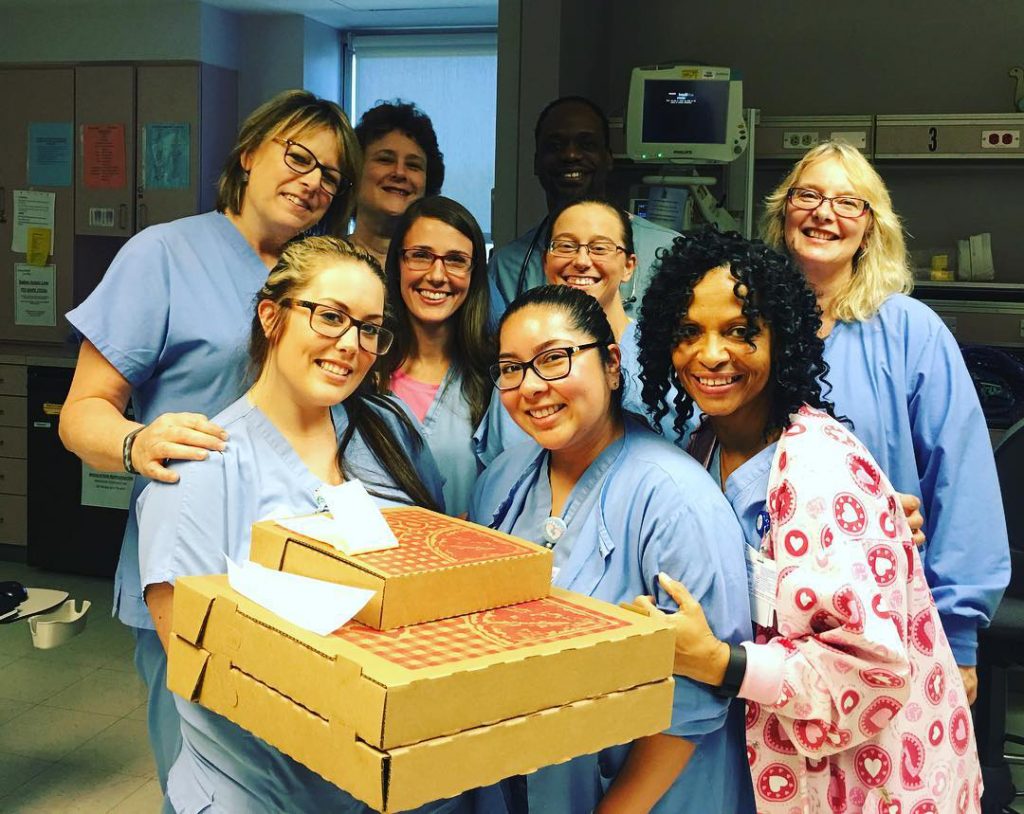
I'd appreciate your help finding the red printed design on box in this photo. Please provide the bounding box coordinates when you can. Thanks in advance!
[333,595,629,670]
[355,508,542,576]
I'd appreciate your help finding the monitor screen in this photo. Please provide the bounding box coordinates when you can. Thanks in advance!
[641,79,729,145]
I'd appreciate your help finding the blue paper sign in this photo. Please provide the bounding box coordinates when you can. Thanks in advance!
[28,122,73,187]
[144,123,190,190]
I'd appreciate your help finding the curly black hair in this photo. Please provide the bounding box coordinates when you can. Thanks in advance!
[636,228,838,443]
[355,100,445,195]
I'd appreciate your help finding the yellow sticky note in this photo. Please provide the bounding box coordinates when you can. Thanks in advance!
[26,227,51,266]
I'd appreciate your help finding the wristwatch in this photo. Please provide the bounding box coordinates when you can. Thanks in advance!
[715,643,748,698]
[122,426,144,475]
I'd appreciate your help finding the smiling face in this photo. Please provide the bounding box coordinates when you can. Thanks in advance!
[784,156,872,283]
[671,266,773,433]
[260,259,385,410]
[399,216,474,327]
[543,202,637,313]
[357,129,428,219]
[241,126,340,244]
[498,304,621,461]
[534,102,613,209]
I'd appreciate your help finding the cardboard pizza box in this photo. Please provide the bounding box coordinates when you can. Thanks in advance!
[170,574,675,751]
[171,632,673,813]
[249,506,552,630]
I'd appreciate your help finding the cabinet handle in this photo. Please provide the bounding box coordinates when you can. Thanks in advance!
[119,203,128,230]
[139,203,149,229]
[0,185,6,223]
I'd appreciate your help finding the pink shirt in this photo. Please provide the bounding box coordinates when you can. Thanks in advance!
[390,369,440,423]
[740,406,982,813]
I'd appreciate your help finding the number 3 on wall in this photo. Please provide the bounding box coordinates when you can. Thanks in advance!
[928,126,938,152]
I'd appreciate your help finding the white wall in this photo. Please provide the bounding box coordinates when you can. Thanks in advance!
[303,17,343,106]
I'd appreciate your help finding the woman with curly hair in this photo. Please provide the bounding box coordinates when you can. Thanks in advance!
[349,100,445,267]
[377,196,493,516]
[761,141,1008,703]
[471,283,751,814]
[635,229,982,813]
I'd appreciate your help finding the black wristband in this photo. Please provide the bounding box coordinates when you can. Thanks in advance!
[122,426,144,475]
[714,643,748,698]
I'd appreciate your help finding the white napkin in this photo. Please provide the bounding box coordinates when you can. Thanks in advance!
[226,557,375,636]
[276,480,398,556]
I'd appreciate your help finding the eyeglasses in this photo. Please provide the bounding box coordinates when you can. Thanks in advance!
[284,299,394,355]
[547,239,626,259]
[489,341,605,390]
[787,187,871,219]
[274,139,350,197]
[400,247,474,276]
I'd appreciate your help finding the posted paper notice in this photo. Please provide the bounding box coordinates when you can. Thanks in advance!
[144,123,190,189]
[28,122,73,187]
[82,123,127,189]
[12,190,55,254]
[15,264,56,327]
[81,463,133,510]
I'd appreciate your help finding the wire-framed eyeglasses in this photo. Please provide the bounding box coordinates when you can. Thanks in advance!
[284,299,394,355]
[787,187,871,218]
[547,239,626,259]
[274,138,350,197]
[489,341,606,390]
[400,247,474,275]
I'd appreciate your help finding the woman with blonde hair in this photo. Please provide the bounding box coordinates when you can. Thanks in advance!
[138,237,462,812]
[761,140,1009,703]
[59,89,361,790]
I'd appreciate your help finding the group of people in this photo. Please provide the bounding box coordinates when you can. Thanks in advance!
[57,87,1009,814]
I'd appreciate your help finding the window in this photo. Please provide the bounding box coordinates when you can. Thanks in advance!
[347,32,497,237]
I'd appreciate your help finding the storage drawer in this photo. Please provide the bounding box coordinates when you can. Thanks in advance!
[0,395,27,428]
[0,457,26,495]
[0,364,27,396]
[0,494,27,546]
[0,426,26,459]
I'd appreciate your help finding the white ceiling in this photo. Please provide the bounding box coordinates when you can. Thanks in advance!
[201,0,497,28]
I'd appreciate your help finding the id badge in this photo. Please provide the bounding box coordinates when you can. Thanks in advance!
[744,545,778,628]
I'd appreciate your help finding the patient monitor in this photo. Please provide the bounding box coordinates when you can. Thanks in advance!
[626,65,747,164]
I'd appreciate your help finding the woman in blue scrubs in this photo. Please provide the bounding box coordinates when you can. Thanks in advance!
[760,141,1009,702]
[137,236,462,813]
[58,90,361,790]
[377,196,494,516]
[470,284,752,814]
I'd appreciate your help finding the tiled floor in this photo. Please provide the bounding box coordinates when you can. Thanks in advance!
[0,561,161,813]
[3,559,1024,813]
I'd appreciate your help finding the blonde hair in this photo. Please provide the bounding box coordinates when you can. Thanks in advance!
[760,140,913,322]
[217,90,362,237]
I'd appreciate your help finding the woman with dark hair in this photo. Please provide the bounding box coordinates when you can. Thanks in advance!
[470,284,751,814]
[635,229,982,813]
[762,142,1008,702]
[349,100,445,268]
[58,88,359,789]
[377,196,493,515]
[137,236,464,813]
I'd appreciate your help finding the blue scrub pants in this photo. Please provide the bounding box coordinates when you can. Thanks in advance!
[133,626,182,792]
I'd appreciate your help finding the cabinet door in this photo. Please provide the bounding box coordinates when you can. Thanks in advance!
[75,65,135,237]
[136,64,200,229]
[0,68,76,344]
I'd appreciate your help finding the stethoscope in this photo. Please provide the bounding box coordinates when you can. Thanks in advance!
[515,212,639,306]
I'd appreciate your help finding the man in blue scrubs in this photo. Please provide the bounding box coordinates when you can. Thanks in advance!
[488,96,679,320]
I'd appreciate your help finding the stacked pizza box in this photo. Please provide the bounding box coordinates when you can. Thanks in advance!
[168,507,675,813]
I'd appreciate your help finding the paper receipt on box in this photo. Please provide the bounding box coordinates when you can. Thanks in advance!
[744,545,777,628]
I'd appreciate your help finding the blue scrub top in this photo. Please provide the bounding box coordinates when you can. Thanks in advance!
[395,367,482,517]
[67,211,268,631]
[822,294,1009,665]
[488,214,679,320]
[470,418,754,814]
[138,393,450,814]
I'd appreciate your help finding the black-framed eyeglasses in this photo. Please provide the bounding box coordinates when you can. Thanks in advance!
[274,138,350,197]
[547,239,626,259]
[400,247,474,276]
[489,341,606,390]
[284,299,394,355]
[787,187,871,219]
